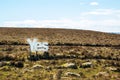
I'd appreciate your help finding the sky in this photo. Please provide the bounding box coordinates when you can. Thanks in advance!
[0,0,120,32]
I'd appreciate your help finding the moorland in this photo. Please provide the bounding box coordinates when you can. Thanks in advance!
[0,28,120,80]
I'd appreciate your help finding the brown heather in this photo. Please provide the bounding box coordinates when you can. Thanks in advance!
[0,28,120,80]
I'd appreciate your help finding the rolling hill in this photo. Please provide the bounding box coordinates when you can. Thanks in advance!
[0,28,120,46]
[0,27,120,80]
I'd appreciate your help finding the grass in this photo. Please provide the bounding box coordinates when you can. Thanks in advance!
[0,28,120,80]
[0,28,120,45]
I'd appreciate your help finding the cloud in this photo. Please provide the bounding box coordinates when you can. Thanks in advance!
[83,9,120,15]
[2,9,120,32]
[90,2,99,6]
[79,9,120,32]
[3,19,82,29]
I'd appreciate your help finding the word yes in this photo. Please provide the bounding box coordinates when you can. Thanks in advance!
[27,38,49,52]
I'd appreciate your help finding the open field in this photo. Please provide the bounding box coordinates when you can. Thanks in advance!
[0,28,120,80]
[0,28,120,45]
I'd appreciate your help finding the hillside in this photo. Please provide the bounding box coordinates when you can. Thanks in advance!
[0,28,120,45]
[0,28,120,80]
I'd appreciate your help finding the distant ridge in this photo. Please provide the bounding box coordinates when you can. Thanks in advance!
[0,28,120,46]
[110,32,120,34]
